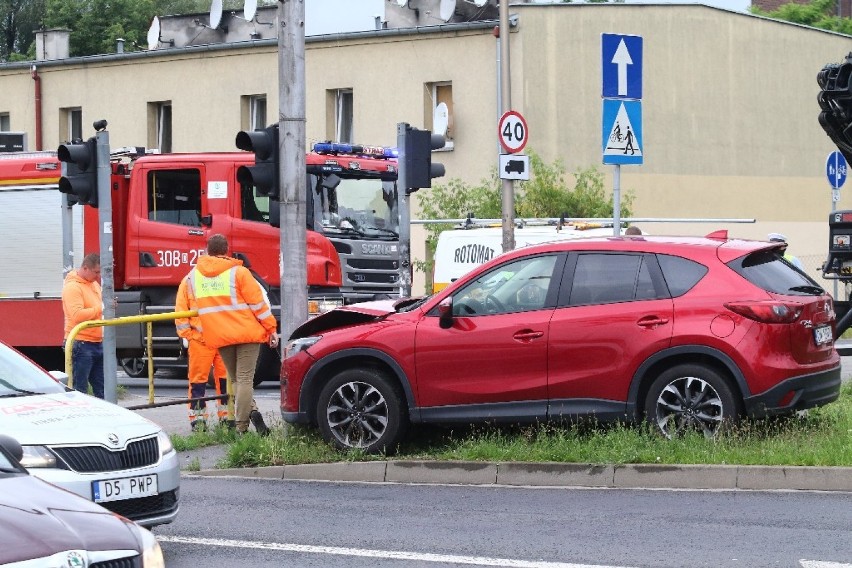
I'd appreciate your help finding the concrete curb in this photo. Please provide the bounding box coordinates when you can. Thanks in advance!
[188,460,852,492]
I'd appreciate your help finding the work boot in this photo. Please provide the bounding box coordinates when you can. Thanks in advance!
[249,410,270,436]
[190,419,208,433]
[222,419,236,431]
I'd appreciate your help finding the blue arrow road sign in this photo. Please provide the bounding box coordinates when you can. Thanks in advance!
[602,34,643,99]
[602,99,643,165]
[826,151,848,189]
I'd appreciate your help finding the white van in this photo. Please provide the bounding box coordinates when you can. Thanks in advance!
[432,224,627,293]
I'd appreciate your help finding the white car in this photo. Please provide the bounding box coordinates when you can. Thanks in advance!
[0,341,179,528]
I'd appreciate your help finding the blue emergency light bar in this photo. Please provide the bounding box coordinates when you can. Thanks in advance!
[312,142,398,159]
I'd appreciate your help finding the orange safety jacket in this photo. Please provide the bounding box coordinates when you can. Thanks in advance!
[62,270,103,343]
[187,255,276,349]
[175,273,204,344]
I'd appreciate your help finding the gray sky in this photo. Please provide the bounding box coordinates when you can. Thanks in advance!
[304,0,751,37]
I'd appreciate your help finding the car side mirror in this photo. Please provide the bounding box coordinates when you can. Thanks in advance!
[200,214,213,227]
[437,297,454,329]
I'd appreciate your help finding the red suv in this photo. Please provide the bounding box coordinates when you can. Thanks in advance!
[281,233,841,453]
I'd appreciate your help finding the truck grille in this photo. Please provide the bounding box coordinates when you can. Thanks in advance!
[52,436,159,473]
[347,258,399,270]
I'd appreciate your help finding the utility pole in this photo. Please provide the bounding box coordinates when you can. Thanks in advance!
[278,0,307,343]
[499,1,515,253]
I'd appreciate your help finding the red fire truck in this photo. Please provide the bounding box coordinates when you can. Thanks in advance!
[0,144,401,382]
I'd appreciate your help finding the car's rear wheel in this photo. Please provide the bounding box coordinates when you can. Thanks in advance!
[644,364,740,439]
[316,368,407,454]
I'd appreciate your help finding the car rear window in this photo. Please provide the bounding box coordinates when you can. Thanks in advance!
[657,254,708,297]
[727,249,824,295]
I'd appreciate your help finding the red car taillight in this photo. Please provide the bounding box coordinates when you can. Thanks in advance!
[724,301,804,323]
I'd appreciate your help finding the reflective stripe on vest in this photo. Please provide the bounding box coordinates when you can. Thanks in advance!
[190,268,251,315]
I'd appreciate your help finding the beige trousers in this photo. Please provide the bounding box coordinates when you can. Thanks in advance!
[218,343,260,433]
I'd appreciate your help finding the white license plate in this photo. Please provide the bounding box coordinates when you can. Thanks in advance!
[92,474,158,503]
[814,325,833,346]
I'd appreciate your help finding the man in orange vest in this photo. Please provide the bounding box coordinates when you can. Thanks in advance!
[186,234,278,435]
[175,278,230,431]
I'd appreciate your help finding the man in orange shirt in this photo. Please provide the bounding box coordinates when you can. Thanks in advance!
[61,253,104,398]
[186,235,278,435]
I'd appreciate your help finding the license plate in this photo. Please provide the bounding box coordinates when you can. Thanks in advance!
[814,325,833,346]
[92,474,158,503]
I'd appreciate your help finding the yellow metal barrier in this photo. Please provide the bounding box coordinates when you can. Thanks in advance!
[63,311,235,420]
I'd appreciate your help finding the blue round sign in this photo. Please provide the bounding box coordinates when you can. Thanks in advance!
[826,151,847,189]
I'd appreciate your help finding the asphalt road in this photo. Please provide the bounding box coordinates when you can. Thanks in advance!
[153,477,852,568]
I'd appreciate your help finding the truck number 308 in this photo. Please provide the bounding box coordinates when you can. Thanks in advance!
[157,249,206,268]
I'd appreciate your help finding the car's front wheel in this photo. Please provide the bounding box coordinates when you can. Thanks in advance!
[644,363,740,439]
[119,357,152,378]
[316,368,407,454]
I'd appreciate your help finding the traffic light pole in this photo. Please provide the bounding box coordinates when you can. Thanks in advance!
[499,1,515,254]
[278,0,308,344]
[95,129,118,403]
[397,123,412,298]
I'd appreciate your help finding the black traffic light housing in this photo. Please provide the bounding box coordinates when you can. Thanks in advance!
[57,137,99,207]
[236,124,280,200]
[397,123,446,194]
[817,52,852,164]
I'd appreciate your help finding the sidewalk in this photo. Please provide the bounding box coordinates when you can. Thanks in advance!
[120,391,852,492]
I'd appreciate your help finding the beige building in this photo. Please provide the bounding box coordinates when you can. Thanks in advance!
[1,3,850,293]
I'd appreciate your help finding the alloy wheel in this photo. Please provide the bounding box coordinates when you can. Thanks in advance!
[325,380,388,449]
[654,376,724,438]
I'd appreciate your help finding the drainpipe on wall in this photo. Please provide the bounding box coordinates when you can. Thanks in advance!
[31,65,43,151]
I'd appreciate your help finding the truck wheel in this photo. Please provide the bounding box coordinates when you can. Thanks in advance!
[119,357,152,378]
[316,368,408,454]
[644,363,740,439]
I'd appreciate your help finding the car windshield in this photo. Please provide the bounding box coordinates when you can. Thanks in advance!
[309,175,399,238]
[0,343,65,397]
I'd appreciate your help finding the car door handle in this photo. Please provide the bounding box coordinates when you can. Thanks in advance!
[637,316,670,328]
[513,330,544,341]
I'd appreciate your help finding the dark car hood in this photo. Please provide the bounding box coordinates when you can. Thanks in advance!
[290,298,415,339]
[0,474,138,563]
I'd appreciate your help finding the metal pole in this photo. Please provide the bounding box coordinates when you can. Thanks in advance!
[279,0,308,343]
[397,123,412,298]
[499,1,515,253]
[61,193,75,277]
[833,194,839,299]
[613,164,621,236]
[95,129,117,403]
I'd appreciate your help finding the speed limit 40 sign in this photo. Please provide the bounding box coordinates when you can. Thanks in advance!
[498,110,528,154]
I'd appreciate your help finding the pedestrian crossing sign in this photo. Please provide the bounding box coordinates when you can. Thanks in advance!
[602,99,643,165]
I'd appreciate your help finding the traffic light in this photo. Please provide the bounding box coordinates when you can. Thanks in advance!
[236,124,279,199]
[57,137,99,207]
[397,123,446,194]
[817,53,852,163]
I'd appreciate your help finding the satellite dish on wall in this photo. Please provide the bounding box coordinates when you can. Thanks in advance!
[395,0,408,6]
[209,0,223,29]
[438,0,457,22]
[433,103,449,137]
[146,16,161,50]
[473,0,487,6]
[244,0,257,21]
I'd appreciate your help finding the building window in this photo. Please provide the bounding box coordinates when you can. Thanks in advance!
[148,102,172,153]
[0,114,9,131]
[242,95,267,131]
[327,89,353,143]
[60,108,83,142]
[426,82,454,149]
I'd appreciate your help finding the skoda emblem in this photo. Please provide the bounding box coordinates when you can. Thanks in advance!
[66,551,86,568]
[107,433,120,446]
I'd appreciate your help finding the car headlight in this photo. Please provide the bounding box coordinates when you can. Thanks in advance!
[285,336,322,359]
[157,430,174,456]
[19,445,57,468]
[132,523,165,568]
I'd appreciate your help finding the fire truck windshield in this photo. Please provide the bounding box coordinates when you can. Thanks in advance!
[309,174,398,239]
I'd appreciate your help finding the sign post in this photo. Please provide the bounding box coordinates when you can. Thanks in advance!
[827,150,847,297]
[602,33,643,235]
[498,110,530,182]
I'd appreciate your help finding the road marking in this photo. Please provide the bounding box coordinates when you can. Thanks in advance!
[158,535,636,567]
[800,562,852,568]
